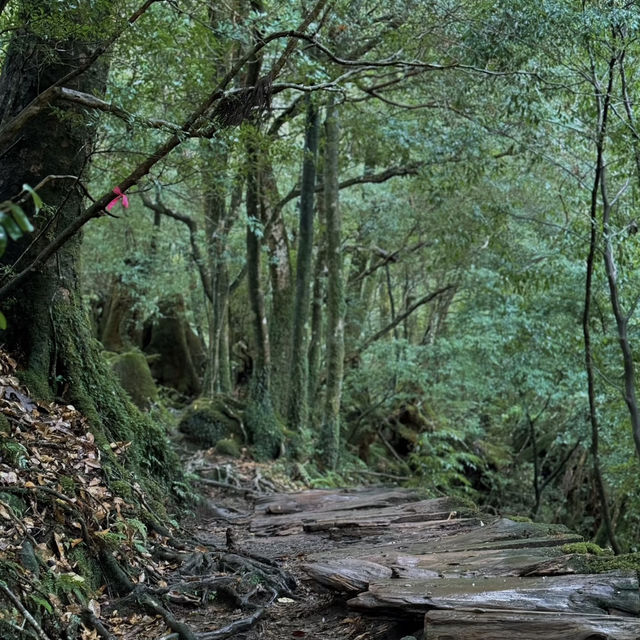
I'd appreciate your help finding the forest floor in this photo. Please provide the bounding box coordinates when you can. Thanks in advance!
[2,356,640,640]
[104,453,423,640]
[181,460,424,640]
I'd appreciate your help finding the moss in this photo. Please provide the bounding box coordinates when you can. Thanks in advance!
[0,413,10,434]
[584,552,640,573]
[16,292,180,499]
[179,396,244,448]
[504,514,533,523]
[147,499,168,520]
[110,480,133,500]
[68,545,104,593]
[58,475,76,495]
[17,368,53,402]
[246,396,283,461]
[110,350,158,410]
[561,542,610,556]
[0,492,26,516]
[215,438,241,458]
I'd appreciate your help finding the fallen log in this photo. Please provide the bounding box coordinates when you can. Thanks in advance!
[348,571,640,617]
[254,488,430,515]
[308,518,583,564]
[423,609,640,640]
[304,546,584,588]
[303,558,393,592]
[250,496,467,536]
[388,547,580,579]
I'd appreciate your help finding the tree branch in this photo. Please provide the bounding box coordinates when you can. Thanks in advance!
[352,285,454,358]
[0,0,164,152]
[277,163,423,209]
[0,25,327,300]
[350,240,431,283]
[141,196,212,302]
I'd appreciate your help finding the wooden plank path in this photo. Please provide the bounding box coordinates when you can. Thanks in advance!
[249,487,640,639]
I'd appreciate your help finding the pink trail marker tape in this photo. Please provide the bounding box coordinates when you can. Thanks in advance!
[107,187,129,211]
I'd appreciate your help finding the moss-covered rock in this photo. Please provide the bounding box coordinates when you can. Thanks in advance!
[215,437,242,458]
[110,350,158,410]
[142,295,204,397]
[179,396,244,448]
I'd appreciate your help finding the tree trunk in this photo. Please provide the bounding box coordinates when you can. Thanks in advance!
[287,96,320,437]
[242,17,281,457]
[245,144,282,459]
[0,1,177,477]
[582,52,621,554]
[261,161,293,416]
[319,98,344,469]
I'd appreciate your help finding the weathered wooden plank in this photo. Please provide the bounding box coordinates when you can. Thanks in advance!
[303,558,393,592]
[254,488,432,515]
[250,497,469,536]
[389,547,580,578]
[424,609,640,640]
[348,571,640,616]
[306,547,581,589]
[308,518,582,563]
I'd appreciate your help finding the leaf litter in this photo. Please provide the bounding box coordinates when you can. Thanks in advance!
[0,350,297,640]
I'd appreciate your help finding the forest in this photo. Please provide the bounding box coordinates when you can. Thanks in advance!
[2,0,640,638]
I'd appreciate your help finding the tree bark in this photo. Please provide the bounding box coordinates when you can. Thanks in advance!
[0,1,177,476]
[320,98,344,469]
[582,49,621,553]
[287,96,320,437]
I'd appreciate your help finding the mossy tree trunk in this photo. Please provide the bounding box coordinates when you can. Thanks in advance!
[202,155,233,396]
[242,21,281,459]
[245,144,281,459]
[319,98,344,469]
[307,244,325,421]
[286,97,320,438]
[0,1,177,480]
[261,161,294,416]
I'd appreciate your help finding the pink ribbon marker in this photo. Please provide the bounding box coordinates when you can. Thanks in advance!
[107,187,129,211]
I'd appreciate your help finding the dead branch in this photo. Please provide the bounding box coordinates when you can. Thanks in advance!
[0,581,52,640]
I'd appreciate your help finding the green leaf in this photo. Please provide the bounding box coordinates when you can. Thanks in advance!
[0,312,7,331]
[22,183,43,214]
[0,226,7,258]
[30,595,53,614]
[2,214,23,241]
[8,202,34,233]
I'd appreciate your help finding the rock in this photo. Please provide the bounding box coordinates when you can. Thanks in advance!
[110,350,158,410]
[179,396,245,447]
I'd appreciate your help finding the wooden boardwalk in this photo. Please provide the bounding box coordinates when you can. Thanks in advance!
[249,487,640,639]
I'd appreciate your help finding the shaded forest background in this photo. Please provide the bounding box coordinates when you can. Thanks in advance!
[2,0,640,554]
